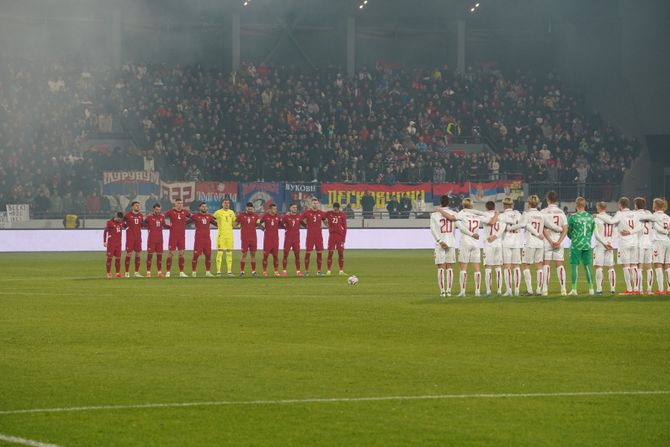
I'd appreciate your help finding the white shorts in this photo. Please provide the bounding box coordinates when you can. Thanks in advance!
[459,247,481,264]
[484,246,502,266]
[593,246,615,267]
[502,247,521,265]
[618,245,638,265]
[544,247,564,262]
[638,247,653,265]
[652,243,670,264]
[434,246,456,265]
[523,247,543,264]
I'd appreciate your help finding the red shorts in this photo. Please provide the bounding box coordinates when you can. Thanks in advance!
[125,235,142,252]
[106,244,122,258]
[264,239,279,256]
[147,240,164,254]
[241,239,257,253]
[284,239,300,253]
[169,235,186,251]
[193,238,212,256]
[306,235,324,252]
[328,235,345,251]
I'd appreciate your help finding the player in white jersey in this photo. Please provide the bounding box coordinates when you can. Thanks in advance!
[593,202,618,295]
[637,197,670,294]
[499,197,524,296]
[430,195,458,297]
[521,195,561,296]
[634,197,655,293]
[455,198,483,297]
[481,201,505,296]
[540,191,569,296]
[595,197,642,294]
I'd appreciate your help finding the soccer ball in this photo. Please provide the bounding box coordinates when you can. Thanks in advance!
[347,275,359,285]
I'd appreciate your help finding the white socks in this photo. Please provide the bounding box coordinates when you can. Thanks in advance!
[485,269,492,294]
[557,265,566,291]
[437,268,445,294]
[595,268,603,292]
[623,267,632,292]
[446,268,453,293]
[523,269,532,293]
[460,271,467,295]
[543,265,550,292]
[646,269,654,293]
[609,268,616,292]
[474,272,481,295]
[536,269,544,294]
[495,267,502,294]
[514,267,521,295]
[655,267,664,292]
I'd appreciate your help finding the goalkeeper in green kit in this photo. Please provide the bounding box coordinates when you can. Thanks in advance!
[567,197,596,296]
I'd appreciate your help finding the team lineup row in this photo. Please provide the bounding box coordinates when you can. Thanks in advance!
[103,197,348,278]
[430,193,670,297]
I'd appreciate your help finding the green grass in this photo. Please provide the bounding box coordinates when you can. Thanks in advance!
[0,250,668,446]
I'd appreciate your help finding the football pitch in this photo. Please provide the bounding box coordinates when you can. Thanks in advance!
[0,250,668,446]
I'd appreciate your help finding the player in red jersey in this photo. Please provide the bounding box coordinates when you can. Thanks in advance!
[103,212,125,278]
[165,198,191,278]
[236,202,260,276]
[260,203,281,277]
[189,201,217,277]
[325,202,348,275]
[144,203,170,277]
[123,201,144,277]
[302,197,327,275]
[281,203,303,276]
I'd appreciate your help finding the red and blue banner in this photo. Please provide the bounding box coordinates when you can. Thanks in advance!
[284,182,320,212]
[196,181,239,212]
[432,180,524,203]
[239,182,284,212]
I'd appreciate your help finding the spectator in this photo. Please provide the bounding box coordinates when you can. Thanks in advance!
[86,191,101,215]
[49,193,64,215]
[343,202,355,220]
[33,190,51,216]
[62,192,74,214]
[361,191,375,219]
[399,194,412,219]
[386,197,399,219]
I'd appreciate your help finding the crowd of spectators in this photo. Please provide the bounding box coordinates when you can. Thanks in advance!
[0,59,639,216]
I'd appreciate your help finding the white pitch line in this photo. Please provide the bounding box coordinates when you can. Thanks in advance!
[0,433,62,447]
[0,390,668,416]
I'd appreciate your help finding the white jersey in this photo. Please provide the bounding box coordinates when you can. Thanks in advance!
[638,210,670,243]
[594,213,618,248]
[500,209,523,248]
[456,210,482,249]
[541,204,567,248]
[522,208,545,249]
[596,208,641,249]
[636,209,654,249]
[482,211,506,248]
[430,211,457,248]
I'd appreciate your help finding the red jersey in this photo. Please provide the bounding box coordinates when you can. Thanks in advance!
[260,213,281,242]
[237,212,260,241]
[282,213,302,241]
[144,213,167,242]
[325,211,347,238]
[165,208,191,237]
[124,211,144,240]
[191,213,216,240]
[302,209,326,235]
[104,219,124,246]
